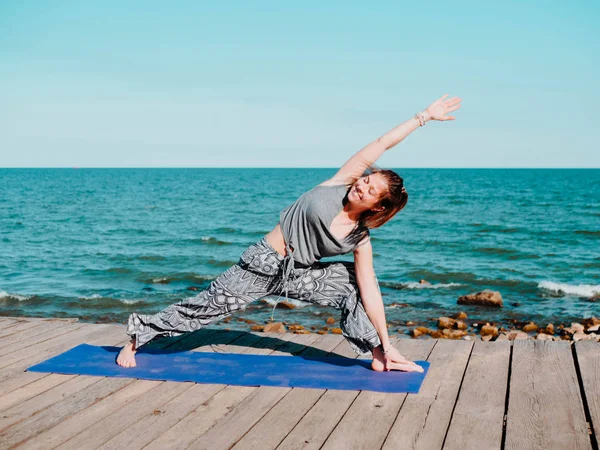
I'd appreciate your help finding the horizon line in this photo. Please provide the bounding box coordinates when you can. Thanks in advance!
[0,167,598,170]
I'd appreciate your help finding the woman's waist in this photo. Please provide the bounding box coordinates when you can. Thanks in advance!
[264,223,290,258]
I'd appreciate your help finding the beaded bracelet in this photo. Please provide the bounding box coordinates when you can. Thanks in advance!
[414,112,426,127]
[379,344,391,355]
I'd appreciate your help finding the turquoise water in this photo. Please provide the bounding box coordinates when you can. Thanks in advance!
[1,168,598,333]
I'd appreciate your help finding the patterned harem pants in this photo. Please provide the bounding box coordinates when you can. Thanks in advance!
[126,236,382,356]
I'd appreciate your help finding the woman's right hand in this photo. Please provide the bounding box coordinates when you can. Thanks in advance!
[424,94,462,122]
[383,346,424,372]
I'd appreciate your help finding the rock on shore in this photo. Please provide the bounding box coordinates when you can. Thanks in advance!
[457,290,503,307]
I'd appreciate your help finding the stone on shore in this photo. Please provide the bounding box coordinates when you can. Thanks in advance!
[437,316,468,331]
[457,290,503,307]
[573,331,593,341]
[523,322,538,332]
[480,324,499,338]
[411,326,432,338]
[264,322,286,333]
[442,328,467,339]
[437,317,455,329]
[276,301,296,309]
[452,311,468,320]
[506,330,529,340]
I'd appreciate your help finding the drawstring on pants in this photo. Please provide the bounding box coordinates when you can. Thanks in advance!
[270,240,309,322]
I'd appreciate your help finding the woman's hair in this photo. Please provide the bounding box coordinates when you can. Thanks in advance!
[342,164,409,247]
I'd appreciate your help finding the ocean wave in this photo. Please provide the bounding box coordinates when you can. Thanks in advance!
[573,230,600,237]
[472,247,541,260]
[468,223,523,233]
[136,271,215,285]
[212,227,269,237]
[195,236,231,246]
[403,282,463,290]
[108,254,167,262]
[67,296,152,309]
[538,281,600,298]
[0,290,32,302]
[380,281,463,290]
[80,267,216,285]
[403,270,534,289]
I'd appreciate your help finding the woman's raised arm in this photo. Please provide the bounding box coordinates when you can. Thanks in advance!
[330,94,461,185]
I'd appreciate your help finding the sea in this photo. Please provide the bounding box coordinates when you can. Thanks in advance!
[1,168,598,335]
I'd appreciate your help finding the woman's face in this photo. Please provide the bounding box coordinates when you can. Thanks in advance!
[349,173,387,210]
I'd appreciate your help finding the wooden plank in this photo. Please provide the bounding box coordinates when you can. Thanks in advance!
[0,374,78,413]
[308,337,436,450]
[275,336,410,450]
[0,323,90,371]
[0,324,127,384]
[0,320,77,357]
[443,340,511,450]
[0,377,136,449]
[232,333,354,450]
[574,340,600,446]
[0,323,115,378]
[0,327,129,409]
[78,329,249,450]
[0,318,19,325]
[185,332,331,450]
[376,339,469,450]
[35,329,244,449]
[0,317,78,323]
[0,375,105,432]
[0,319,48,339]
[56,381,194,450]
[16,379,160,450]
[96,383,228,450]
[0,372,52,398]
[505,339,591,450]
[144,331,320,450]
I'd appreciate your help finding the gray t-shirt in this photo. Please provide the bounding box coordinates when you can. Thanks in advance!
[278,183,369,267]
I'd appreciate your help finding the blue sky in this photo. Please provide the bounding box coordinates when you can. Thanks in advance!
[1,1,598,168]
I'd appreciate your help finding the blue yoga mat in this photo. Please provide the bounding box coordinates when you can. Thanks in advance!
[27,343,429,393]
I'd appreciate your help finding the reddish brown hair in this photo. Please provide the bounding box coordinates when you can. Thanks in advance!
[342,164,408,247]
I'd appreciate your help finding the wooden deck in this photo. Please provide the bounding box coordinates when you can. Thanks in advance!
[0,316,597,450]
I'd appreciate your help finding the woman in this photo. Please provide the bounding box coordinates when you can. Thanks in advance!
[117,94,461,372]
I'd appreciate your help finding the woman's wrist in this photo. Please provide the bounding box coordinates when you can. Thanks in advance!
[413,110,432,127]
[379,342,392,353]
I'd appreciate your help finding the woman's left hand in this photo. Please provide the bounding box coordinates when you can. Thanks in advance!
[424,94,462,121]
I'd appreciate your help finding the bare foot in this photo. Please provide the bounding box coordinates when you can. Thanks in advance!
[371,346,424,373]
[116,338,137,368]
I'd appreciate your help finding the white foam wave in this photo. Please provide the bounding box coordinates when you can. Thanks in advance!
[402,282,463,290]
[152,277,168,283]
[538,281,600,298]
[0,290,31,301]
[79,294,103,299]
[121,299,143,305]
[78,295,143,304]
